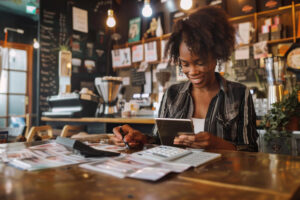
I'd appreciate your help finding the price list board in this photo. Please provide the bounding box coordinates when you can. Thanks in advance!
[39,9,68,112]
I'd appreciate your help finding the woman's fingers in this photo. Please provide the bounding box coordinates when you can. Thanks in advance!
[110,136,126,147]
[174,132,212,149]
[112,126,123,140]
[178,135,196,141]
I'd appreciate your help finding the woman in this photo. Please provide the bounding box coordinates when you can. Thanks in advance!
[112,6,258,152]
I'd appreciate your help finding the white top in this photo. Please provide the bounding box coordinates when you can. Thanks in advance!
[192,118,205,134]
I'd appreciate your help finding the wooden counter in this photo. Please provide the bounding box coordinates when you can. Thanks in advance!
[41,117,155,124]
[42,117,261,126]
[1,142,300,200]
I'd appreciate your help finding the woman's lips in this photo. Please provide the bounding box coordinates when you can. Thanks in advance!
[190,77,204,84]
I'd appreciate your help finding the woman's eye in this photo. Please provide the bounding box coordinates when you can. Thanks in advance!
[195,62,204,66]
[181,62,189,67]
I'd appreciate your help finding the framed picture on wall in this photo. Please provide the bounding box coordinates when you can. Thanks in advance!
[144,41,157,62]
[112,47,131,68]
[132,44,144,63]
[112,49,121,67]
[128,17,141,43]
[120,48,131,67]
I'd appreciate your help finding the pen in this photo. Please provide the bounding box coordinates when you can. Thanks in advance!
[119,127,130,149]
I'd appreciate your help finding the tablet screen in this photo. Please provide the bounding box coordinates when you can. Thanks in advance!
[155,118,194,146]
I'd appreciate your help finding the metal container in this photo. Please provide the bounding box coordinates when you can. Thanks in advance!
[267,84,283,110]
[95,77,122,116]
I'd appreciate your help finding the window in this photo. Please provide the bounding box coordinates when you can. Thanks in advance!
[0,42,33,127]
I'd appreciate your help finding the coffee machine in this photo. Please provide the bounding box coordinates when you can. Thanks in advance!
[95,76,122,117]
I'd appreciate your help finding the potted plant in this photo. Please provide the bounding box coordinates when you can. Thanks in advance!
[260,86,300,154]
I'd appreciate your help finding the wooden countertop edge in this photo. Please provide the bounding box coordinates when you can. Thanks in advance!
[42,117,261,126]
[41,117,155,124]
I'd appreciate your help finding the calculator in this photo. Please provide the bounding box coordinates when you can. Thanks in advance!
[133,146,191,161]
[132,145,221,167]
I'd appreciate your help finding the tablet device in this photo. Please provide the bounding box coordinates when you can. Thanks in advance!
[155,118,194,146]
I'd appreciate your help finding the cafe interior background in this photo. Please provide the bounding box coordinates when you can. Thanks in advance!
[0,0,299,154]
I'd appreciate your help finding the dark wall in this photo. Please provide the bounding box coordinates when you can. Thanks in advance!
[37,0,119,119]
[115,0,206,44]
[0,10,37,44]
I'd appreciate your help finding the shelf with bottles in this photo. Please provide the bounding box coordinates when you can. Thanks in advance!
[230,2,299,47]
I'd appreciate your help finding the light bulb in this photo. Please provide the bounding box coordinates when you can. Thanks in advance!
[142,0,152,17]
[180,0,192,10]
[106,9,116,28]
[33,38,39,49]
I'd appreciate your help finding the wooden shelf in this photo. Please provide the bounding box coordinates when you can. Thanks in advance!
[267,37,294,44]
[236,37,294,48]
[229,14,254,22]
[257,5,292,16]
[113,34,171,49]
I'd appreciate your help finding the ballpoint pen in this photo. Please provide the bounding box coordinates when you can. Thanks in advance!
[119,127,130,149]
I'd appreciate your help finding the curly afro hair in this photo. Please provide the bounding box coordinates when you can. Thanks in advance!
[165,6,235,65]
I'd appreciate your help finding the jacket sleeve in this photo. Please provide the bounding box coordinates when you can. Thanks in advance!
[236,89,259,152]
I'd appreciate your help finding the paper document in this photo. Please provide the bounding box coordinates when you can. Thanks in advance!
[192,118,205,133]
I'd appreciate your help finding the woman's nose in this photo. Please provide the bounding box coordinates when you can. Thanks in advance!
[189,65,199,74]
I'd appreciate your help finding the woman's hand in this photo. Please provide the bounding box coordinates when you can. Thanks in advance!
[112,124,147,149]
[173,132,236,150]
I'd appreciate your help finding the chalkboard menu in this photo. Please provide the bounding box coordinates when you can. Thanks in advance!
[38,0,112,113]
[39,9,68,112]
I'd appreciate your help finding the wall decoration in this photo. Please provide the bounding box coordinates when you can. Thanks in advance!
[128,17,141,43]
[132,44,143,63]
[143,12,164,39]
[84,60,96,73]
[72,7,88,33]
[144,41,157,62]
[112,48,131,68]
[59,50,72,77]
[253,41,268,59]
[120,48,131,67]
[112,49,121,67]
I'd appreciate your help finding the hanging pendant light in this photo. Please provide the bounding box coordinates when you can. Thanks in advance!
[106,9,116,28]
[142,0,152,17]
[180,0,193,10]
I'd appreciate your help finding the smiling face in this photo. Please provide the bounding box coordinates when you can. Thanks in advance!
[179,41,217,89]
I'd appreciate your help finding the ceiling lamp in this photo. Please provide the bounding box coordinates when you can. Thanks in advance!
[180,0,193,10]
[142,0,152,17]
[106,9,116,28]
